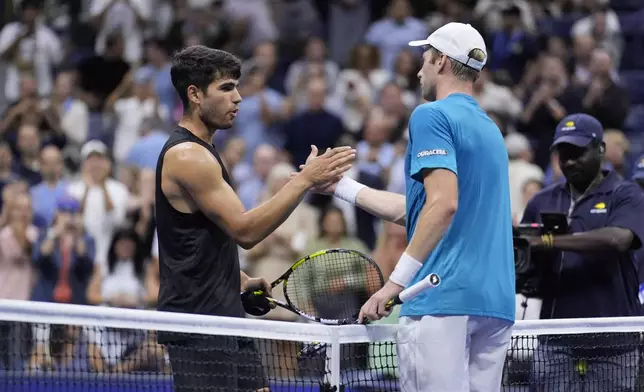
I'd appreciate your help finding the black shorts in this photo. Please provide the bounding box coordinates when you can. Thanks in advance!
[166,336,268,392]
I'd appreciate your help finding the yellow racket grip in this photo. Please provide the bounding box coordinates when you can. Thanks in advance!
[384,296,402,311]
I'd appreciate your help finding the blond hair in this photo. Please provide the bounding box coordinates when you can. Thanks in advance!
[430,47,486,82]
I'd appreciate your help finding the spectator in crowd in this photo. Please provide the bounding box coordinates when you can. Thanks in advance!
[76,32,130,142]
[228,64,289,163]
[602,128,630,178]
[47,70,89,149]
[143,39,177,119]
[0,74,64,144]
[285,36,339,101]
[571,35,597,87]
[0,0,62,104]
[355,111,396,182]
[520,55,581,169]
[245,163,319,322]
[571,0,623,65]
[29,194,95,371]
[89,0,151,65]
[376,82,412,140]
[123,117,169,172]
[0,191,37,301]
[391,49,420,99]
[283,77,345,169]
[108,67,169,164]
[0,0,643,384]
[365,0,426,72]
[521,114,644,390]
[85,228,167,373]
[237,144,277,210]
[474,68,523,122]
[0,141,19,211]
[223,0,279,58]
[305,205,369,258]
[221,137,247,190]
[331,43,390,135]
[505,132,544,225]
[67,141,129,268]
[580,48,629,130]
[487,4,538,85]
[242,40,286,94]
[30,145,68,228]
[0,191,36,371]
[14,123,42,187]
[0,179,28,229]
[323,0,372,67]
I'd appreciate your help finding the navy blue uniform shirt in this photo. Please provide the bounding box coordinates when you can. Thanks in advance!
[521,170,644,319]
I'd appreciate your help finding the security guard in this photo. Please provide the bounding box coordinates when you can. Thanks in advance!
[521,113,644,391]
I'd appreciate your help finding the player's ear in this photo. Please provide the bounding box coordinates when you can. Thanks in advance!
[187,85,202,106]
[437,54,448,73]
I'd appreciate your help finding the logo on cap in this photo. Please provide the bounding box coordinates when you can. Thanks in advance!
[590,202,607,214]
[561,121,576,131]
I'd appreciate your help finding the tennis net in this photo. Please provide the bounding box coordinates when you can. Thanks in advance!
[0,300,643,391]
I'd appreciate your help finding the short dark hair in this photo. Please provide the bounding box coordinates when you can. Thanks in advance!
[170,46,242,109]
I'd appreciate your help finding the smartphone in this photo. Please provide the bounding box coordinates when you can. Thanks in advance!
[540,212,568,234]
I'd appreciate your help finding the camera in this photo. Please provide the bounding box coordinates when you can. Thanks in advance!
[513,223,541,274]
[513,212,568,296]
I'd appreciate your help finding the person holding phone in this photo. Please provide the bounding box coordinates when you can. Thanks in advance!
[520,113,644,391]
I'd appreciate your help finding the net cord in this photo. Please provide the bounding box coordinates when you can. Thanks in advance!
[2,300,644,344]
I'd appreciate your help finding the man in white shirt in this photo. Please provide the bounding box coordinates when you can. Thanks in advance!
[68,140,129,268]
[89,0,151,64]
[0,0,63,103]
[505,132,544,224]
[108,67,168,164]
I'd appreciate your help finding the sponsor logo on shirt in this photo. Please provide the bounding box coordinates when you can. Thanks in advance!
[590,202,607,214]
[417,149,448,158]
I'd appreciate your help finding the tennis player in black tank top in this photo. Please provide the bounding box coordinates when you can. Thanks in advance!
[157,47,355,392]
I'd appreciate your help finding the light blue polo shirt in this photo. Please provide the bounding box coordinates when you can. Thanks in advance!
[401,93,515,323]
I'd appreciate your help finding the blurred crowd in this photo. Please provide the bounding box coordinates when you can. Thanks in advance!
[0,0,643,373]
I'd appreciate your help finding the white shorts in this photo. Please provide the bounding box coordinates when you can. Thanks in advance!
[397,315,513,392]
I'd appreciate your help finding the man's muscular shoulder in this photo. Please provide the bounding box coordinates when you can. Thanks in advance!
[163,142,223,184]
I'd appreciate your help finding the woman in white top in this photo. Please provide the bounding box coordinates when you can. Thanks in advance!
[85,228,168,373]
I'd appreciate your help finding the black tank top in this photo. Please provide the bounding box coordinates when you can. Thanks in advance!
[155,127,244,326]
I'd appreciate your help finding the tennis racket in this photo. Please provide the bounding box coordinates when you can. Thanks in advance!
[241,248,442,325]
[242,248,385,325]
[297,269,442,359]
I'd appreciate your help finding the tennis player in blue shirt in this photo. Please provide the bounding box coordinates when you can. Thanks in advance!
[309,23,515,391]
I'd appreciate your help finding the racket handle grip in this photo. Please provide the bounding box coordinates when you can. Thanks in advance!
[385,273,441,310]
[385,296,402,311]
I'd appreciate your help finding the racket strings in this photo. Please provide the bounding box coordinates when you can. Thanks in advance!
[285,251,383,322]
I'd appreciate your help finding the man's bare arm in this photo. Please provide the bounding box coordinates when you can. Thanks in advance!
[330,177,406,226]
[167,143,353,249]
[355,187,407,226]
[403,169,457,263]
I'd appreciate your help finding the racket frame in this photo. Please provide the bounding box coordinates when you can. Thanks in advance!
[253,248,384,325]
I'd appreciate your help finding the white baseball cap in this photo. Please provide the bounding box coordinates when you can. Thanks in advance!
[80,140,108,160]
[408,22,488,71]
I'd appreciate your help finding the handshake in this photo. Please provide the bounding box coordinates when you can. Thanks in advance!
[291,145,357,193]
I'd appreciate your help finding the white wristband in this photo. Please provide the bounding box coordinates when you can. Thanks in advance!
[334,177,366,204]
[389,252,423,288]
